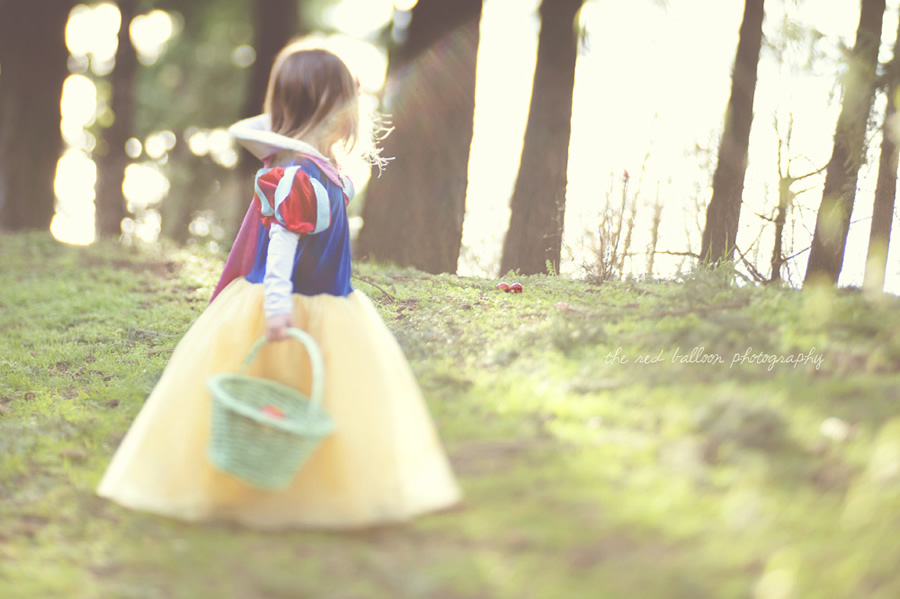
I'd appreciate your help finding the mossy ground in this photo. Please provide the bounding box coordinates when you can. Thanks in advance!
[2,232,900,599]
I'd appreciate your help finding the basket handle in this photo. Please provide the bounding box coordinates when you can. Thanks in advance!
[239,327,325,405]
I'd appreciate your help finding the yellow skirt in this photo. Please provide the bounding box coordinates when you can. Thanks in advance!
[97,278,462,530]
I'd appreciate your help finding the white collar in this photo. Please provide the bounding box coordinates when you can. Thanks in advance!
[228,114,331,163]
[264,135,330,162]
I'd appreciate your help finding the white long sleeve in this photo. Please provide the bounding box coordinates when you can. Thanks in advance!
[263,224,300,317]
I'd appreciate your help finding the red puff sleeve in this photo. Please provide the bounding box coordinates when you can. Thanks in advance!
[253,166,331,235]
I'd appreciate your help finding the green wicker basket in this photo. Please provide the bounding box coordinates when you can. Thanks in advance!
[206,327,333,490]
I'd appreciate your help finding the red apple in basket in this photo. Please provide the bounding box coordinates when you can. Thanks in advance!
[260,404,286,420]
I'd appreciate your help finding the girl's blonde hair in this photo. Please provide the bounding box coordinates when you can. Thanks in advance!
[264,44,361,162]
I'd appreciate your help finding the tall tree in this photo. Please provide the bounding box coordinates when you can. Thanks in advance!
[769,117,827,283]
[95,0,139,238]
[233,0,300,230]
[357,0,482,274]
[499,0,583,276]
[863,13,900,294]
[242,0,299,122]
[804,0,885,285]
[700,0,765,265]
[0,0,74,231]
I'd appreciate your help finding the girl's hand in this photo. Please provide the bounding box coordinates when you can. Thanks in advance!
[266,313,295,342]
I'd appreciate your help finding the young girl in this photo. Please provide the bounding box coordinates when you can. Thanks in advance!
[97,44,462,529]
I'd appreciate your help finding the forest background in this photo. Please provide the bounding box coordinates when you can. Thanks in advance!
[2,0,900,294]
[4,1,900,597]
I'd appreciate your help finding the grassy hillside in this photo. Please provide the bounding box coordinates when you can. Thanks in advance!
[2,232,900,599]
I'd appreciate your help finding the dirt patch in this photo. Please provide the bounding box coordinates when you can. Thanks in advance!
[450,438,555,476]
[118,260,178,278]
[7,514,51,540]
[88,562,124,578]
[567,532,682,572]
[80,251,179,280]
[50,362,113,385]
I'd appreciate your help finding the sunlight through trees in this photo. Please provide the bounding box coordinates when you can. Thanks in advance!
[1,0,899,293]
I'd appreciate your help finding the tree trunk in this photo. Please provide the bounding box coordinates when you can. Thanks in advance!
[863,13,900,294]
[770,176,792,282]
[804,0,885,286]
[0,0,73,231]
[499,0,582,276]
[244,0,299,120]
[356,0,482,274]
[160,142,203,244]
[230,0,300,236]
[700,0,765,265]
[95,0,139,238]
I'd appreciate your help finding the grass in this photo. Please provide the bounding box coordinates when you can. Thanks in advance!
[2,232,900,599]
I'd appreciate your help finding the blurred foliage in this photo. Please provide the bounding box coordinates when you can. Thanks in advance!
[114,0,348,242]
[131,0,253,243]
[134,0,254,135]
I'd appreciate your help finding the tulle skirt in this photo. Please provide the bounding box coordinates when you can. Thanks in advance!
[97,278,462,530]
